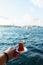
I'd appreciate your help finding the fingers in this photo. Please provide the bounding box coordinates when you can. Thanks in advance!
[5,47,20,58]
[13,52,20,58]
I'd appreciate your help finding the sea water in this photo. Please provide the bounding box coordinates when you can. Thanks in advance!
[0,26,43,65]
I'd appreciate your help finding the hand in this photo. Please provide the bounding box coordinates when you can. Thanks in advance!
[5,47,20,60]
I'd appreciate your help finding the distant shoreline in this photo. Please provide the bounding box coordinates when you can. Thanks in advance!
[0,25,42,28]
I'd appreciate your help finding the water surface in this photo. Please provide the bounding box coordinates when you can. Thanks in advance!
[0,26,43,65]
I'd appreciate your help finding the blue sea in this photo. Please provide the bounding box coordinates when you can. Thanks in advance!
[0,26,43,65]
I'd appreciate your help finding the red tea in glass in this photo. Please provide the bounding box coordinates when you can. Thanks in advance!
[18,42,24,52]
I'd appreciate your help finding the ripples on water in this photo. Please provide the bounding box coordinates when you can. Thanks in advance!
[0,26,43,65]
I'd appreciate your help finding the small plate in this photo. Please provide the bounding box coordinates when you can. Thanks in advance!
[17,47,28,54]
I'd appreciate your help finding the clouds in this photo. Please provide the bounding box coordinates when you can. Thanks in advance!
[0,17,12,25]
[32,0,43,8]
[0,15,43,27]
[0,0,43,27]
[0,16,32,26]
[23,15,43,26]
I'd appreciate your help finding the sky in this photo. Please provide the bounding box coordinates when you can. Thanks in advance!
[0,0,43,26]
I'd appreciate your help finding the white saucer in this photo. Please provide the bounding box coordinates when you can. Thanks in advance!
[17,47,28,54]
